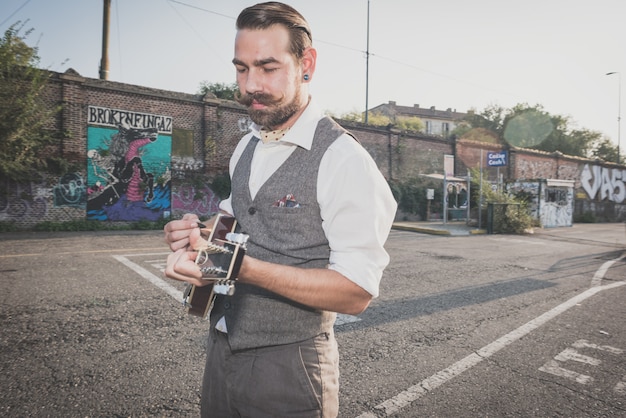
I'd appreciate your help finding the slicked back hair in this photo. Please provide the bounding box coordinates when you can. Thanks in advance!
[236,2,313,60]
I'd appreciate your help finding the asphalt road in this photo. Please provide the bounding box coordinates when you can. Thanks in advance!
[1,223,625,417]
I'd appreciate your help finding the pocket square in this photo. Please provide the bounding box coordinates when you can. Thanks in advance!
[272,193,301,208]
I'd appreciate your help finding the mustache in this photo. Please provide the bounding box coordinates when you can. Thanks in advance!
[235,92,283,107]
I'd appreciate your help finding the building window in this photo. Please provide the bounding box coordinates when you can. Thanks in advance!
[545,187,567,206]
[443,122,449,135]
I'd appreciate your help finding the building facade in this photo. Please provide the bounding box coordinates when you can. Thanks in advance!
[367,101,467,137]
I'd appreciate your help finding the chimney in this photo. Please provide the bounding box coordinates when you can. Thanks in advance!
[99,0,111,80]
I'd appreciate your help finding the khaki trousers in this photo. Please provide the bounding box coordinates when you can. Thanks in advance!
[201,328,339,418]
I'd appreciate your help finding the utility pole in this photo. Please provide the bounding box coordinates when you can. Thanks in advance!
[364,0,370,124]
[606,72,621,164]
[99,0,111,80]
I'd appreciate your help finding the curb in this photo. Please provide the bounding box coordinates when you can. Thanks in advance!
[392,224,451,236]
[391,223,488,236]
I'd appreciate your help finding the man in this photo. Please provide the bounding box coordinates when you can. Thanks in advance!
[164,2,396,416]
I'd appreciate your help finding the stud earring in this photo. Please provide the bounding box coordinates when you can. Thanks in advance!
[303,74,309,81]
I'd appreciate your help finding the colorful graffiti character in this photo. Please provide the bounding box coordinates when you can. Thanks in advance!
[88,125,157,209]
[87,124,170,221]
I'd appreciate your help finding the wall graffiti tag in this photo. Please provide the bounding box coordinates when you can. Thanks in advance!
[0,178,48,221]
[238,117,252,133]
[53,173,87,207]
[171,185,221,218]
[581,164,626,204]
[86,106,172,221]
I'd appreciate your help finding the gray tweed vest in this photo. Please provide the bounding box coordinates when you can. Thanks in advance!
[212,116,349,350]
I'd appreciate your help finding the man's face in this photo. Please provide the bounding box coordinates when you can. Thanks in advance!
[233,26,304,129]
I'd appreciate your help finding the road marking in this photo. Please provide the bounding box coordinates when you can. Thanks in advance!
[489,237,547,245]
[539,359,594,384]
[572,339,623,354]
[113,253,361,326]
[554,347,602,366]
[113,253,181,302]
[358,254,626,418]
[591,253,626,287]
[538,339,623,385]
[615,377,626,395]
[0,247,165,258]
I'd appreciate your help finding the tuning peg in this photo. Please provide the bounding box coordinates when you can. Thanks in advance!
[226,232,249,245]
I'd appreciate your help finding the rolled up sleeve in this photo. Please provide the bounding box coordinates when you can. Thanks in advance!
[319,135,397,298]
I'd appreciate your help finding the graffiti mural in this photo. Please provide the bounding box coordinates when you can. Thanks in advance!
[542,185,574,227]
[86,106,172,221]
[0,178,49,221]
[171,184,221,218]
[171,156,204,172]
[53,173,87,207]
[508,179,573,227]
[581,164,626,204]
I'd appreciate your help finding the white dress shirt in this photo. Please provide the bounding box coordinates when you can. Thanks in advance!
[219,98,397,297]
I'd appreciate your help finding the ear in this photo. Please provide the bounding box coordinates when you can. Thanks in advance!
[301,47,317,82]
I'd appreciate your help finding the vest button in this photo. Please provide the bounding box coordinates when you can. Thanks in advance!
[248,207,256,215]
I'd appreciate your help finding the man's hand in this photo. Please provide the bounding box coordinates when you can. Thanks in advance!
[164,248,207,287]
[163,213,208,252]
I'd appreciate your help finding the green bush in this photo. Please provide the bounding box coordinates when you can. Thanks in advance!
[388,177,441,220]
[0,221,18,232]
[469,167,534,234]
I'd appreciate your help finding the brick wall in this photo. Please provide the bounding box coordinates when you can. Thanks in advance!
[455,140,626,221]
[2,68,624,228]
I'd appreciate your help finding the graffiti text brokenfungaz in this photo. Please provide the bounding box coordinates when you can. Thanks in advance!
[88,106,172,134]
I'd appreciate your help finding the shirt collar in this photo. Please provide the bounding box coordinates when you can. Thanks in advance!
[249,96,323,150]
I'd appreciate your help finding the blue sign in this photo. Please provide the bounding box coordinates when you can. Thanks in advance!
[487,151,508,167]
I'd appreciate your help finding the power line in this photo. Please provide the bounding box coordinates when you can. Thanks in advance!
[0,0,32,28]
[168,0,235,20]
[165,0,229,66]
[165,0,518,103]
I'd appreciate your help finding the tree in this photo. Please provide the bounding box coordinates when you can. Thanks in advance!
[453,105,508,144]
[503,105,555,149]
[0,22,64,181]
[591,137,621,163]
[460,103,606,159]
[395,115,424,132]
[198,81,238,100]
[335,110,424,132]
[468,166,535,234]
[534,126,596,158]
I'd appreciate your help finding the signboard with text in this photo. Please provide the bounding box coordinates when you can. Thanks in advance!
[487,151,508,167]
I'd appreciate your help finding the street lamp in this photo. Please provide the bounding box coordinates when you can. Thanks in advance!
[606,71,621,164]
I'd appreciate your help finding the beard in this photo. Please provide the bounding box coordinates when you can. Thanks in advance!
[236,88,302,129]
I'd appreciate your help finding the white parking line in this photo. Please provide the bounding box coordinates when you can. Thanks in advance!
[591,254,626,287]
[358,253,626,418]
[112,253,361,326]
[113,253,180,301]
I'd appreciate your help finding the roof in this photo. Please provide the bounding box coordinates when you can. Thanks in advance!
[369,101,468,120]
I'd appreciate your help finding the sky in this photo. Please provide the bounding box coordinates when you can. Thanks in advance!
[2,0,625,147]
